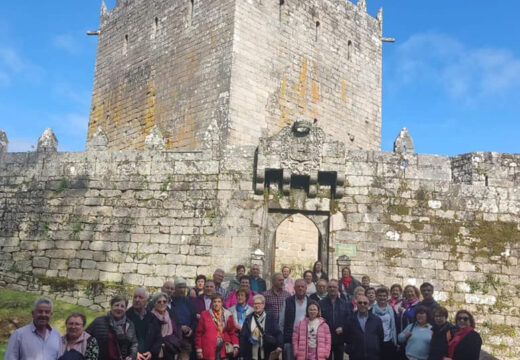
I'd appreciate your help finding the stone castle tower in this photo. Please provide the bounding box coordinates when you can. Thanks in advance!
[88,0,383,150]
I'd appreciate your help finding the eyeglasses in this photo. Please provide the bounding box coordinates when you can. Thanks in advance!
[357,301,368,305]
[156,300,167,304]
[457,316,469,321]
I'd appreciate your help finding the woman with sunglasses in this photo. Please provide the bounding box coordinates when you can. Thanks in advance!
[146,292,181,360]
[444,310,481,360]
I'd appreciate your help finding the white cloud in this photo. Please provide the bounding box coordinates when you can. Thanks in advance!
[52,33,82,55]
[390,32,520,102]
[53,82,91,107]
[0,47,24,85]
[0,46,43,86]
[7,137,36,152]
[50,112,89,137]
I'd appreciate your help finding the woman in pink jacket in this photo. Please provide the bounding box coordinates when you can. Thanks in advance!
[292,301,331,360]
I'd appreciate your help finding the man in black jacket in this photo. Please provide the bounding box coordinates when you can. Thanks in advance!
[127,288,153,360]
[310,279,328,302]
[345,295,384,360]
[250,264,267,293]
[417,282,439,325]
[279,279,308,360]
[320,279,351,360]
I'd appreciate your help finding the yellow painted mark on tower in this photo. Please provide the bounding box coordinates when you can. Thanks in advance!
[341,79,348,103]
[311,81,320,104]
[294,57,308,113]
[279,75,291,126]
[142,82,156,141]
[88,94,105,139]
[113,84,126,126]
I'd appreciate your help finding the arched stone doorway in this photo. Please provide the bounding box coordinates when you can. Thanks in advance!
[257,209,330,278]
[274,213,319,277]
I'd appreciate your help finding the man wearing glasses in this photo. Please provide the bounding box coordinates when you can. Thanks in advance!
[344,295,384,360]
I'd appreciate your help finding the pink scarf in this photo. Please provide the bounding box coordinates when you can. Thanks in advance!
[402,297,419,309]
[152,309,173,337]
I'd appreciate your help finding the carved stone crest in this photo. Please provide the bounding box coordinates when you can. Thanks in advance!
[255,121,344,199]
[280,121,325,174]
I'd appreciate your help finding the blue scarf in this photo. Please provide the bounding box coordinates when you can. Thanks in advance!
[236,303,249,325]
[372,303,397,345]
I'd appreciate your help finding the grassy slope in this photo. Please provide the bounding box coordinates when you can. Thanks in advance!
[0,288,105,360]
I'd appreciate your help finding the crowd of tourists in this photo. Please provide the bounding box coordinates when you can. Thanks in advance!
[5,261,482,360]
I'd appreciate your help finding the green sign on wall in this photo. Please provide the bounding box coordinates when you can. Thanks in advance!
[335,244,357,257]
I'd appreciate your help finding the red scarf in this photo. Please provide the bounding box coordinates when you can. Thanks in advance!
[341,276,352,290]
[448,327,473,358]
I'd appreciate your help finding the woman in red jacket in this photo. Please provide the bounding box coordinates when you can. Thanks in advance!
[195,294,239,360]
[292,301,331,360]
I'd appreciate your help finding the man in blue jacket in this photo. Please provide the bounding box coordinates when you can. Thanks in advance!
[344,295,384,360]
[320,279,351,360]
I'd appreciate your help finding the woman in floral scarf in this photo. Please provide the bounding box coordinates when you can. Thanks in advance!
[195,294,239,360]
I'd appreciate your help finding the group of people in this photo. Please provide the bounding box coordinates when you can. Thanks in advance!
[5,262,482,360]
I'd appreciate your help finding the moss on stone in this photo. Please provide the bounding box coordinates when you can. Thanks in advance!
[411,219,425,231]
[389,204,410,216]
[56,179,70,193]
[382,248,403,260]
[386,217,409,233]
[38,276,78,292]
[467,220,520,258]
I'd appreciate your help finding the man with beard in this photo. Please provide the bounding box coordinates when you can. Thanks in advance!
[5,298,61,360]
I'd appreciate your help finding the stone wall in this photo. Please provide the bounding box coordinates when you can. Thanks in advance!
[0,126,519,358]
[88,0,382,151]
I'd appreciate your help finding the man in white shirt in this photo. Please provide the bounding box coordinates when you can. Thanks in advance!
[5,298,61,360]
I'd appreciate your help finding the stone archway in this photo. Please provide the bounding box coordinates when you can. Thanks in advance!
[258,209,330,279]
[274,213,320,277]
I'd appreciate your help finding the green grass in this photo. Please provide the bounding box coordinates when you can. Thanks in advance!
[0,288,105,359]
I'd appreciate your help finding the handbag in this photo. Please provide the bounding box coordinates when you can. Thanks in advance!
[253,315,277,346]
[225,342,235,355]
[162,333,182,357]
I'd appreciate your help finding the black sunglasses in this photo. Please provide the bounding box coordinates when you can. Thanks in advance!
[457,316,469,321]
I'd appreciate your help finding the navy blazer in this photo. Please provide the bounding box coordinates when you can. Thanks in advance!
[319,296,351,345]
[239,312,283,360]
[191,294,210,315]
[344,312,384,360]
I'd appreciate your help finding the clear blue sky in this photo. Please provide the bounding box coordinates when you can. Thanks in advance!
[0,1,519,155]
